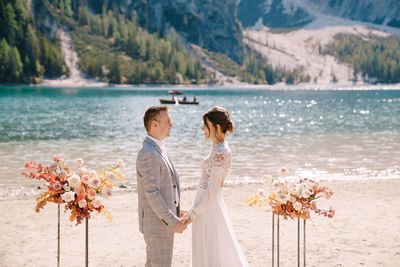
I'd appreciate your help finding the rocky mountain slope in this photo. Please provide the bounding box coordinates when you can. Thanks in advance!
[238,0,400,85]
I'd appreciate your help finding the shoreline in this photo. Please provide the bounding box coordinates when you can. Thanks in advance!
[1,179,400,266]
[1,82,400,91]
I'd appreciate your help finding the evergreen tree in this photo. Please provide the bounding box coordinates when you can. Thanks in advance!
[4,3,18,44]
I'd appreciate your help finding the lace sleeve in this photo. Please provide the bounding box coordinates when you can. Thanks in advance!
[189,149,229,220]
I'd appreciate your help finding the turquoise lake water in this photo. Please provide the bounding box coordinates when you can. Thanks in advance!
[0,86,399,197]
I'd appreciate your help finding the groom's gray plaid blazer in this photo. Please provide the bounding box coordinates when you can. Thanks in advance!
[136,137,181,238]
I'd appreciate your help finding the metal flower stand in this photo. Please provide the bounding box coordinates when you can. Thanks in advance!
[271,213,307,267]
[86,217,89,267]
[271,213,279,267]
[297,218,306,267]
[57,204,60,267]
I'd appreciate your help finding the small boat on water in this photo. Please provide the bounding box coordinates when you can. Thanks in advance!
[159,90,199,105]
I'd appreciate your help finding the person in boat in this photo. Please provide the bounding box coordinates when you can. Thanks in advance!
[183,95,187,102]
[193,96,197,102]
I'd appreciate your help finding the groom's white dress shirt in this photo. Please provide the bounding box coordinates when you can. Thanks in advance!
[146,135,179,207]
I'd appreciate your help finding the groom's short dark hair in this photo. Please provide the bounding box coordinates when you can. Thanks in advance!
[143,105,169,132]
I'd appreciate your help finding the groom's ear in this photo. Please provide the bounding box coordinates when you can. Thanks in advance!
[151,120,158,130]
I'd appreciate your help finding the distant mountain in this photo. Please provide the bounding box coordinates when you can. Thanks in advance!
[237,0,313,29]
[237,0,400,29]
[310,0,400,28]
[108,0,244,63]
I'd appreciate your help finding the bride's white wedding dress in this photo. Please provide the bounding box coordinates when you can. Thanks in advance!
[188,142,249,267]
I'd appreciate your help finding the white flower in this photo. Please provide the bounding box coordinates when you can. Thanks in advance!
[302,190,311,198]
[102,187,112,199]
[106,172,116,181]
[293,202,303,212]
[90,178,101,189]
[92,199,101,208]
[277,193,289,203]
[63,184,70,192]
[257,188,266,198]
[88,170,97,177]
[272,179,282,191]
[67,174,81,188]
[289,195,296,203]
[81,175,90,184]
[117,159,126,170]
[75,158,84,166]
[295,183,303,195]
[62,191,75,202]
[78,167,87,174]
[278,179,289,192]
[78,199,87,208]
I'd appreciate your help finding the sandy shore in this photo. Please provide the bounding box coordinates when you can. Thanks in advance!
[1,179,400,266]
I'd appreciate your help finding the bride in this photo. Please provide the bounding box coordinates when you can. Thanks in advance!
[183,106,249,267]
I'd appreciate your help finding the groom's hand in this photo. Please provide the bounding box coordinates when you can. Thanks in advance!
[172,220,187,233]
[183,217,192,225]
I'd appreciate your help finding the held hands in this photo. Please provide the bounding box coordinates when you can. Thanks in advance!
[172,220,187,233]
[172,209,192,233]
[180,209,193,225]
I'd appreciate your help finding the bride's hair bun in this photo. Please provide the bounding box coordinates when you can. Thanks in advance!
[226,117,234,134]
[203,106,234,134]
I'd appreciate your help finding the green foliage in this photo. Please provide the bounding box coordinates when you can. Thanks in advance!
[0,0,67,83]
[324,34,400,83]
[206,47,307,85]
[58,4,207,84]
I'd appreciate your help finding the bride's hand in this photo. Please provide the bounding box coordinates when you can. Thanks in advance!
[179,210,188,218]
[181,215,192,224]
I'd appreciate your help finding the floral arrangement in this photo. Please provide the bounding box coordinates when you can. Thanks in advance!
[21,154,125,225]
[246,168,335,220]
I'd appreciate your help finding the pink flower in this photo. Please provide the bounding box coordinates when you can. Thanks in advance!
[278,167,288,177]
[76,185,86,196]
[310,201,317,210]
[106,172,116,181]
[88,170,97,177]
[53,182,62,191]
[75,158,84,167]
[58,171,66,179]
[92,199,101,208]
[81,175,90,184]
[102,187,112,199]
[277,193,289,203]
[53,154,63,162]
[78,199,87,208]
[87,189,97,200]
[325,189,333,199]
[90,178,101,189]
[293,202,302,212]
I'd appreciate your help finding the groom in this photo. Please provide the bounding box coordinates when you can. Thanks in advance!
[136,105,187,267]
